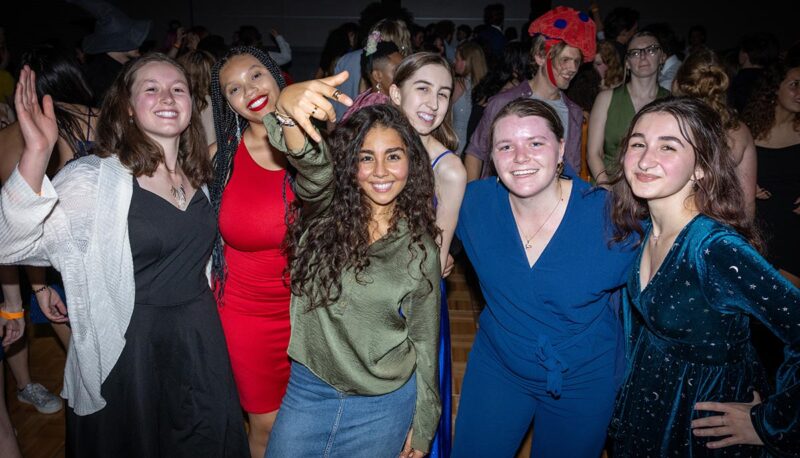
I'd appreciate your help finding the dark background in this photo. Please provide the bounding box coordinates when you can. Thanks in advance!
[3,0,798,81]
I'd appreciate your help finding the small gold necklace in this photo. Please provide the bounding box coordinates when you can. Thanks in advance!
[520,183,563,249]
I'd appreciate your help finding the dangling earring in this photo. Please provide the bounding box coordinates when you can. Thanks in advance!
[375,82,382,94]
[235,115,242,143]
[556,161,565,176]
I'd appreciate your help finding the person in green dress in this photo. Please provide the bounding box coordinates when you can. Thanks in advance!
[588,31,670,184]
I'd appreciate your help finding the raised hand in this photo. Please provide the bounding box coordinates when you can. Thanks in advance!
[15,65,58,193]
[692,391,764,449]
[275,71,353,143]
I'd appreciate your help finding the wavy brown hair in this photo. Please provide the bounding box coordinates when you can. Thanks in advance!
[673,49,739,130]
[741,62,800,141]
[596,40,623,89]
[287,104,440,310]
[177,49,215,112]
[610,97,762,251]
[392,52,459,151]
[95,53,211,188]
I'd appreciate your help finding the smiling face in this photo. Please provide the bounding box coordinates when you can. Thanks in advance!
[128,61,192,143]
[219,53,281,123]
[623,112,703,207]
[389,63,453,136]
[536,44,582,90]
[491,114,564,199]
[625,35,664,78]
[776,66,800,114]
[357,125,410,216]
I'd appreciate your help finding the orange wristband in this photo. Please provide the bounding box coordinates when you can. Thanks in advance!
[0,310,24,320]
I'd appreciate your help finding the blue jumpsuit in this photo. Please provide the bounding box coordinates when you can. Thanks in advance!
[452,178,636,457]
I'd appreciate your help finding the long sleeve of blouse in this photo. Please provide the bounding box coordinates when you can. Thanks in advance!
[265,115,334,218]
[697,229,800,456]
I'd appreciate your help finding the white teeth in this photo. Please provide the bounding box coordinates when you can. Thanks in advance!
[249,96,267,109]
[511,169,537,176]
[418,112,434,122]
[155,111,178,118]
[373,182,392,191]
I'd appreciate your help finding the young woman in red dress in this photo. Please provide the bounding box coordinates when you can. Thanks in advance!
[208,46,293,458]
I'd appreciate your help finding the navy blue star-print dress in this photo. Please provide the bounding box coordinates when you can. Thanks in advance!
[611,215,800,457]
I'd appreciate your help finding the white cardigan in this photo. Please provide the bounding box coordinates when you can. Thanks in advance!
[0,155,211,415]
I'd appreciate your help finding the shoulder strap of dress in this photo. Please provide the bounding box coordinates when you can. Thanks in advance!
[431,150,455,169]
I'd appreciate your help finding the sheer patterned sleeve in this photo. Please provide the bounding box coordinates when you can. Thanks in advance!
[0,160,98,266]
[698,230,800,456]
[265,114,334,219]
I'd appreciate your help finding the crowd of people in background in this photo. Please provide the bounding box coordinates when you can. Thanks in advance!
[0,0,798,457]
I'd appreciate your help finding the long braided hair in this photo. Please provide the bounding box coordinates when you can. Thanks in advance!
[209,46,287,301]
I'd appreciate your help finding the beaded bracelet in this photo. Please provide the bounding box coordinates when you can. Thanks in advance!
[32,285,49,294]
[0,309,24,320]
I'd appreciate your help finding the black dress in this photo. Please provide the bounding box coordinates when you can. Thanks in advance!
[66,179,248,458]
[755,143,800,277]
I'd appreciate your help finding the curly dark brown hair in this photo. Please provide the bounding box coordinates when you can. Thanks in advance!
[95,53,212,188]
[609,97,763,251]
[287,104,440,310]
[741,62,800,141]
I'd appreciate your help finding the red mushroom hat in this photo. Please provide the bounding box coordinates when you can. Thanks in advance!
[528,6,596,62]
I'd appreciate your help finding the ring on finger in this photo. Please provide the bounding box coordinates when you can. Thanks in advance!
[332,89,342,100]
[311,106,318,117]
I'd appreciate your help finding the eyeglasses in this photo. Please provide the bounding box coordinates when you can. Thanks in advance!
[626,45,661,59]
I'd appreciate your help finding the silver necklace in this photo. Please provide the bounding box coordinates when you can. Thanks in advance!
[170,182,186,209]
[520,183,563,249]
[164,163,186,209]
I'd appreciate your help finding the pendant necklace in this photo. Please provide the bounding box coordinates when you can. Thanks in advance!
[170,183,186,209]
[520,182,563,249]
[165,164,186,210]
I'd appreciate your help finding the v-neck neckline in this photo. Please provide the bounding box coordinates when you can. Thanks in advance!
[501,179,576,270]
[134,177,200,213]
[635,214,702,293]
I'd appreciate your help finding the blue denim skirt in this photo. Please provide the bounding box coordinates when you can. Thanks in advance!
[266,361,416,458]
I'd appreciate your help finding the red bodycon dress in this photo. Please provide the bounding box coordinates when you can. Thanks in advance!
[217,140,294,413]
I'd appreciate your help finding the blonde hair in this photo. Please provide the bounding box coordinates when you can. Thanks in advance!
[373,19,412,57]
[457,41,488,86]
[530,35,583,76]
